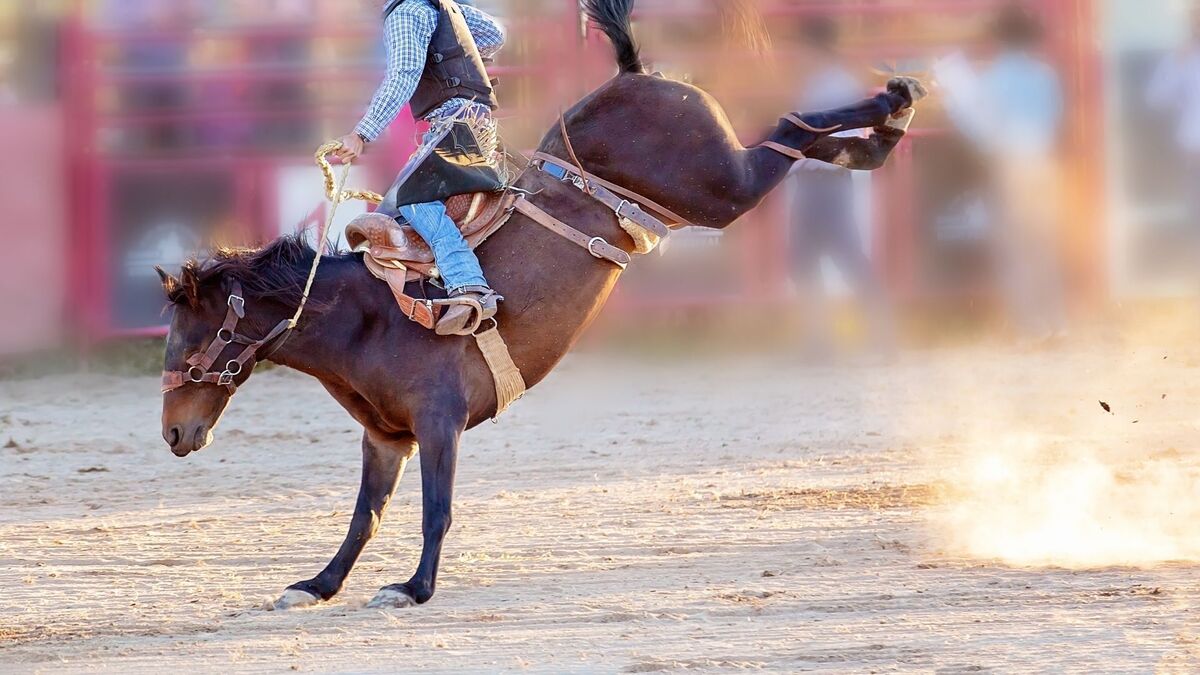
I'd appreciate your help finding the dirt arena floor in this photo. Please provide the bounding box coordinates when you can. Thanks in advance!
[3,340,1200,673]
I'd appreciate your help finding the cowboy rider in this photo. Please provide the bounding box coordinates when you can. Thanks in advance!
[333,0,505,336]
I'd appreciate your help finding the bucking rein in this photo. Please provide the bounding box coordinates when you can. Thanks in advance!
[163,129,685,420]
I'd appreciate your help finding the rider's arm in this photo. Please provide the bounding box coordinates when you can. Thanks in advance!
[460,4,506,59]
[354,4,437,143]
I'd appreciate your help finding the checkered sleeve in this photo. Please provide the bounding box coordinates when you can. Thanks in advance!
[460,4,506,59]
[355,3,437,142]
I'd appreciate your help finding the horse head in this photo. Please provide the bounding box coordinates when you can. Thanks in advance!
[156,263,244,456]
[155,239,310,456]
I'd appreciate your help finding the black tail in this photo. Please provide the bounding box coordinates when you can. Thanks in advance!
[582,0,644,74]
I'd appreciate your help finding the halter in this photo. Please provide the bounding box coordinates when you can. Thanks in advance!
[160,281,293,395]
[162,143,357,397]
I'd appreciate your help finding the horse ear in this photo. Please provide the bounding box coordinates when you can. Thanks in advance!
[180,265,201,308]
[156,266,183,302]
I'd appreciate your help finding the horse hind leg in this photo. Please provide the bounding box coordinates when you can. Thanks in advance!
[765,88,912,159]
[272,430,416,610]
[367,407,465,609]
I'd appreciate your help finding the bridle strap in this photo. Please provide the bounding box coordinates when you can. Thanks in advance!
[161,282,294,396]
[187,284,246,371]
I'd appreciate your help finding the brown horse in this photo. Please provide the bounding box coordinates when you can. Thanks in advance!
[157,0,922,610]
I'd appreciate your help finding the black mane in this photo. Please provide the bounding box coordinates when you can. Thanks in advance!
[187,234,355,305]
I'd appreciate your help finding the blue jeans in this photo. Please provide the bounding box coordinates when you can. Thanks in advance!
[398,200,488,291]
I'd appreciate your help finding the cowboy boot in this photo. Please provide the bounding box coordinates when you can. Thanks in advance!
[435,286,504,336]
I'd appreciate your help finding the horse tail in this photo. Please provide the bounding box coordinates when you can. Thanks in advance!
[582,0,644,74]
[717,0,772,55]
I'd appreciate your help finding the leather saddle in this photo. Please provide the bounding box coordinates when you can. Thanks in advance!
[346,190,517,283]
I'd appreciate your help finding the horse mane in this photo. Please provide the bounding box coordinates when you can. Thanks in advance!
[582,0,643,74]
[167,234,353,307]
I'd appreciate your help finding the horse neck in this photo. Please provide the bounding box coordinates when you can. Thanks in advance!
[252,261,363,383]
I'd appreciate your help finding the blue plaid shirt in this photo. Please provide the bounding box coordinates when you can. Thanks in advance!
[355,0,506,142]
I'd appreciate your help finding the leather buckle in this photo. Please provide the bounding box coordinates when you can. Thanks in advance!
[615,199,639,220]
[587,237,608,260]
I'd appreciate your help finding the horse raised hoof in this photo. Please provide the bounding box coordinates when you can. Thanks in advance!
[271,588,322,611]
[887,76,929,108]
[366,585,419,609]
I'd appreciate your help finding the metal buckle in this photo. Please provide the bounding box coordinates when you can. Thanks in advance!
[228,294,246,318]
[217,371,234,387]
[615,199,640,219]
[587,237,608,259]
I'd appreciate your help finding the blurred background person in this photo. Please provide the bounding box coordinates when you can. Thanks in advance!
[1145,2,1200,242]
[938,3,1066,345]
[789,15,895,361]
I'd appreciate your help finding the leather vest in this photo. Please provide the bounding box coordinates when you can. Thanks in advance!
[383,0,500,120]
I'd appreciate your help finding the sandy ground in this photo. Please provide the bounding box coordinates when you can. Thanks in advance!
[2,342,1200,673]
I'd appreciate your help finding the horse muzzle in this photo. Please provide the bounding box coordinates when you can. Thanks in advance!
[165,423,213,457]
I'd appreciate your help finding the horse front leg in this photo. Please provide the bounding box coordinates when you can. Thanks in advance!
[367,409,464,608]
[273,430,417,609]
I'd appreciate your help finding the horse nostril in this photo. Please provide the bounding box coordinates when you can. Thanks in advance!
[192,425,209,449]
[166,426,182,448]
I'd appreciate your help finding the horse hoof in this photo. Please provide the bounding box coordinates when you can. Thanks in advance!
[271,588,321,610]
[366,587,417,609]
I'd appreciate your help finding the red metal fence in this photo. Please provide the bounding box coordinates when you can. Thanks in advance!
[58,0,1100,339]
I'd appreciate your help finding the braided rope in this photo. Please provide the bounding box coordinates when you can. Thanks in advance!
[314,141,384,205]
[289,141,380,330]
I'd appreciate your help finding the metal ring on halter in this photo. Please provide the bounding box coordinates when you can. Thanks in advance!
[188,366,207,384]
[587,237,608,259]
[225,360,243,377]
[217,328,234,343]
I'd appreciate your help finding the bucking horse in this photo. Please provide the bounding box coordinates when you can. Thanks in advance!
[156,0,926,610]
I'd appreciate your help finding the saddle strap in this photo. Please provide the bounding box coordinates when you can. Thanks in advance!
[365,257,439,329]
[782,113,843,134]
[531,152,680,238]
[474,324,526,418]
[513,197,631,269]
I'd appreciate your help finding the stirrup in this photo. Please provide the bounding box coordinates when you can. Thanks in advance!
[434,288,503,337]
